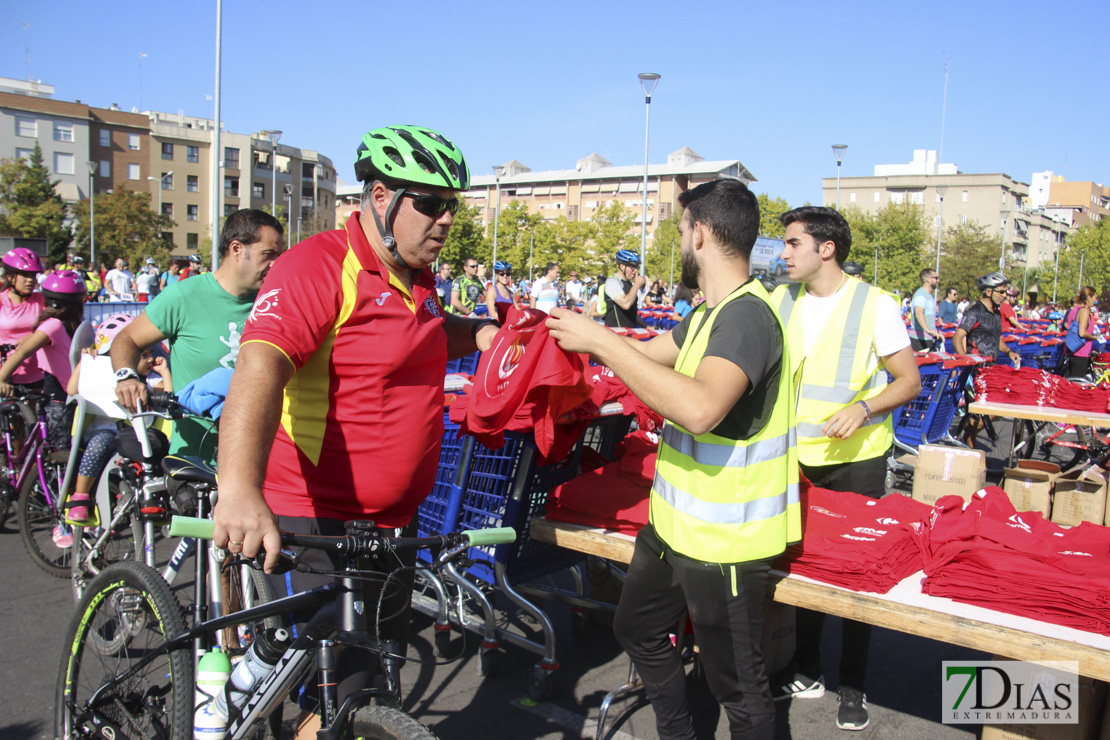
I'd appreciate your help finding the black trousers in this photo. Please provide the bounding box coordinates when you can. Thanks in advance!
[613,523,775,740]
[793,452,889,691]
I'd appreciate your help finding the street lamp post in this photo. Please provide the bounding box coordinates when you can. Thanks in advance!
[934,184,947,274]
[492,165,504,267]
[261,130,282,215]
[873,242,879,285]
[999,209,1010,272]
[148,170,174,212]
[1053,243,1060,304]
[1079,250,1086,293]
[832,144,848,210]
[284,184,293,227]
[637,73,660,269]
[86,161,97,264]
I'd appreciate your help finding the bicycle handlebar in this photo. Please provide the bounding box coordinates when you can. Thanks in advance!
[169,516,516,551]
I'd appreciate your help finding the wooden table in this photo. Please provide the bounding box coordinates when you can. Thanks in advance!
[968,401,1110,429]
[531,517,1110,681]
[968,400,1110,467]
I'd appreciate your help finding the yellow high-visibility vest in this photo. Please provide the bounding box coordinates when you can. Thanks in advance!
[650,279,800,564]
[772,280,894,466]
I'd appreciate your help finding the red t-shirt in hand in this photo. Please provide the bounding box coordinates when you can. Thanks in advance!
[457,306,592,458]
[242,212,447,525]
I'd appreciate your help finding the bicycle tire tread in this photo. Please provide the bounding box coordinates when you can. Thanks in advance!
[350,705,440,740]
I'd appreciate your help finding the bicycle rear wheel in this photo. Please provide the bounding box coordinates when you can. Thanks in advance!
[18,455,72,577]
[55,560,192,740]
[351,705,440,740]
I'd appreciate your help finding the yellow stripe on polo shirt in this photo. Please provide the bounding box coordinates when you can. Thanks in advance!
[278,245,362,465]
[387,271,416,314]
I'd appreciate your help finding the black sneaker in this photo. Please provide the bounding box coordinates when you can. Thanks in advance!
[771,671,825,701]
[837,687,869,731]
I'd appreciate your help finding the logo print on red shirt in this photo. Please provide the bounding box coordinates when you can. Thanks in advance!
[249,288,282,323]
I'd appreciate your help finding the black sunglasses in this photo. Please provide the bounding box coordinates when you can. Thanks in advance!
[403,191,459,218]
[496,271,511,276]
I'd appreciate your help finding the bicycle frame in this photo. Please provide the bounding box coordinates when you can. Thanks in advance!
[75,524,509,740]
[1,396,61,507]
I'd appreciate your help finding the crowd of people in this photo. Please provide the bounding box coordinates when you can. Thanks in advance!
[30,252,210,304]
[435,253,689,327]
[3,122,1106,740]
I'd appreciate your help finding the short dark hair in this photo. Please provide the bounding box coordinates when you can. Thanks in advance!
[779,206,852,264]
[945,287,957,298]
[219,209,284,258]
[920,268,936,283]
[677,179,759,259]
[544,262,559,276]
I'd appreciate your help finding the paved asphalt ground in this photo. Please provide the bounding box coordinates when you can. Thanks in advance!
[4,417,1057,740]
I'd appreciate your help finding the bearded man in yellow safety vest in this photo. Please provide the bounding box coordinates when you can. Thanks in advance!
[547,178,798,740]
[770,206,920,732]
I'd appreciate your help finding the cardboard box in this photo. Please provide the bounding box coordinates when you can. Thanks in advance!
[1003,460,1062,517]
[982,674,1107,740]
[911,444,987,506]
[1051,466,1109,527]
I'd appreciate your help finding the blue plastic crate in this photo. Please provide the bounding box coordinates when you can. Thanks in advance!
[892,363,945,447]
[416,411,467,561]
[925,363,974,443]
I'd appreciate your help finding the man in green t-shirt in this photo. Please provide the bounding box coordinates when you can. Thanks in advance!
[449,258,483,314]
[111,209,285,460]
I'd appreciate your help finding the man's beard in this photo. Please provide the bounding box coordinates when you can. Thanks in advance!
[680,250,699,290]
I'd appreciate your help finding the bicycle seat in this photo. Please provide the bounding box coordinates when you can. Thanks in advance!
[161,455,217,486]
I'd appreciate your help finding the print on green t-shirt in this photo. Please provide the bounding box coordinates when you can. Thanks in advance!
[144,272,254,461]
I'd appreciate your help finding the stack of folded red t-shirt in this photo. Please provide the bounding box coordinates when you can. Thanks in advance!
[544,429,658,533]
[775,484,932,594]
[974,365,1110,411]
[922,487,1110,635]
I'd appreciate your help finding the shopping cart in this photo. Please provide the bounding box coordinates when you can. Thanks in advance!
[413,410,632,699]
[887,352,985,486]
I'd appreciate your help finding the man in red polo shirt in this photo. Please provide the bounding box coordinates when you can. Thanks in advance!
[213,125,499,737]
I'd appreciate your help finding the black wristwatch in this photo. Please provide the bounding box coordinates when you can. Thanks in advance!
[471,319,500,341]
[114,367,140,383]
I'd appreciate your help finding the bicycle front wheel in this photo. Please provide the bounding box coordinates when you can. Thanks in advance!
[351,705,441,740]
[18,455,72,577]
[55,560,193,740]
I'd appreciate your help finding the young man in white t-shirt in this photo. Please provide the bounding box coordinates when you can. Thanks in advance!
[529,262,560,313]
[771,206,920,732]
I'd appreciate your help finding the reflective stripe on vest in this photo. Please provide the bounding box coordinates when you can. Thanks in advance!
[649,279,800,563]
[773,278,894,465]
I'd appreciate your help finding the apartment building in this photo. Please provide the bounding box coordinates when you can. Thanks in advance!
[0,89,93,204]
[1030,171,1109,230]
[822,150,1072,268]
[462,147,755,249]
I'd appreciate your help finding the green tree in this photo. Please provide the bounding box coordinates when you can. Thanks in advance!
[843,202,929,295]
[0,145,73,261]
[1056,218,1110,304]
[591,200,639,276]
[757,193,791,238]
[646,215,681,286]
[938,221,1006,300]
[71,185,176,267]
[438,203,488,270]
[486,200,540,278]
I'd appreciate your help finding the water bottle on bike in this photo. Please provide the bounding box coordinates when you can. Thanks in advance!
[215,627,291,716]
[194,649,231,739]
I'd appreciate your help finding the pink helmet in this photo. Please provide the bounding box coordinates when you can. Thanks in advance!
[41,269,88,305]
[2,248,44,274]
[94,313,135,355]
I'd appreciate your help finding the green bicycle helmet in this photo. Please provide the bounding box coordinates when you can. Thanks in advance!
[354,125,470,270]
[355,125,470,191]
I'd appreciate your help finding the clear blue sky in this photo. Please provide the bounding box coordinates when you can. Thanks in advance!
[3,1,1107,209]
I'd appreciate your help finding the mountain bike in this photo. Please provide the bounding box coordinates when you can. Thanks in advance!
[0,385,73,575]
[56,515,516,740]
